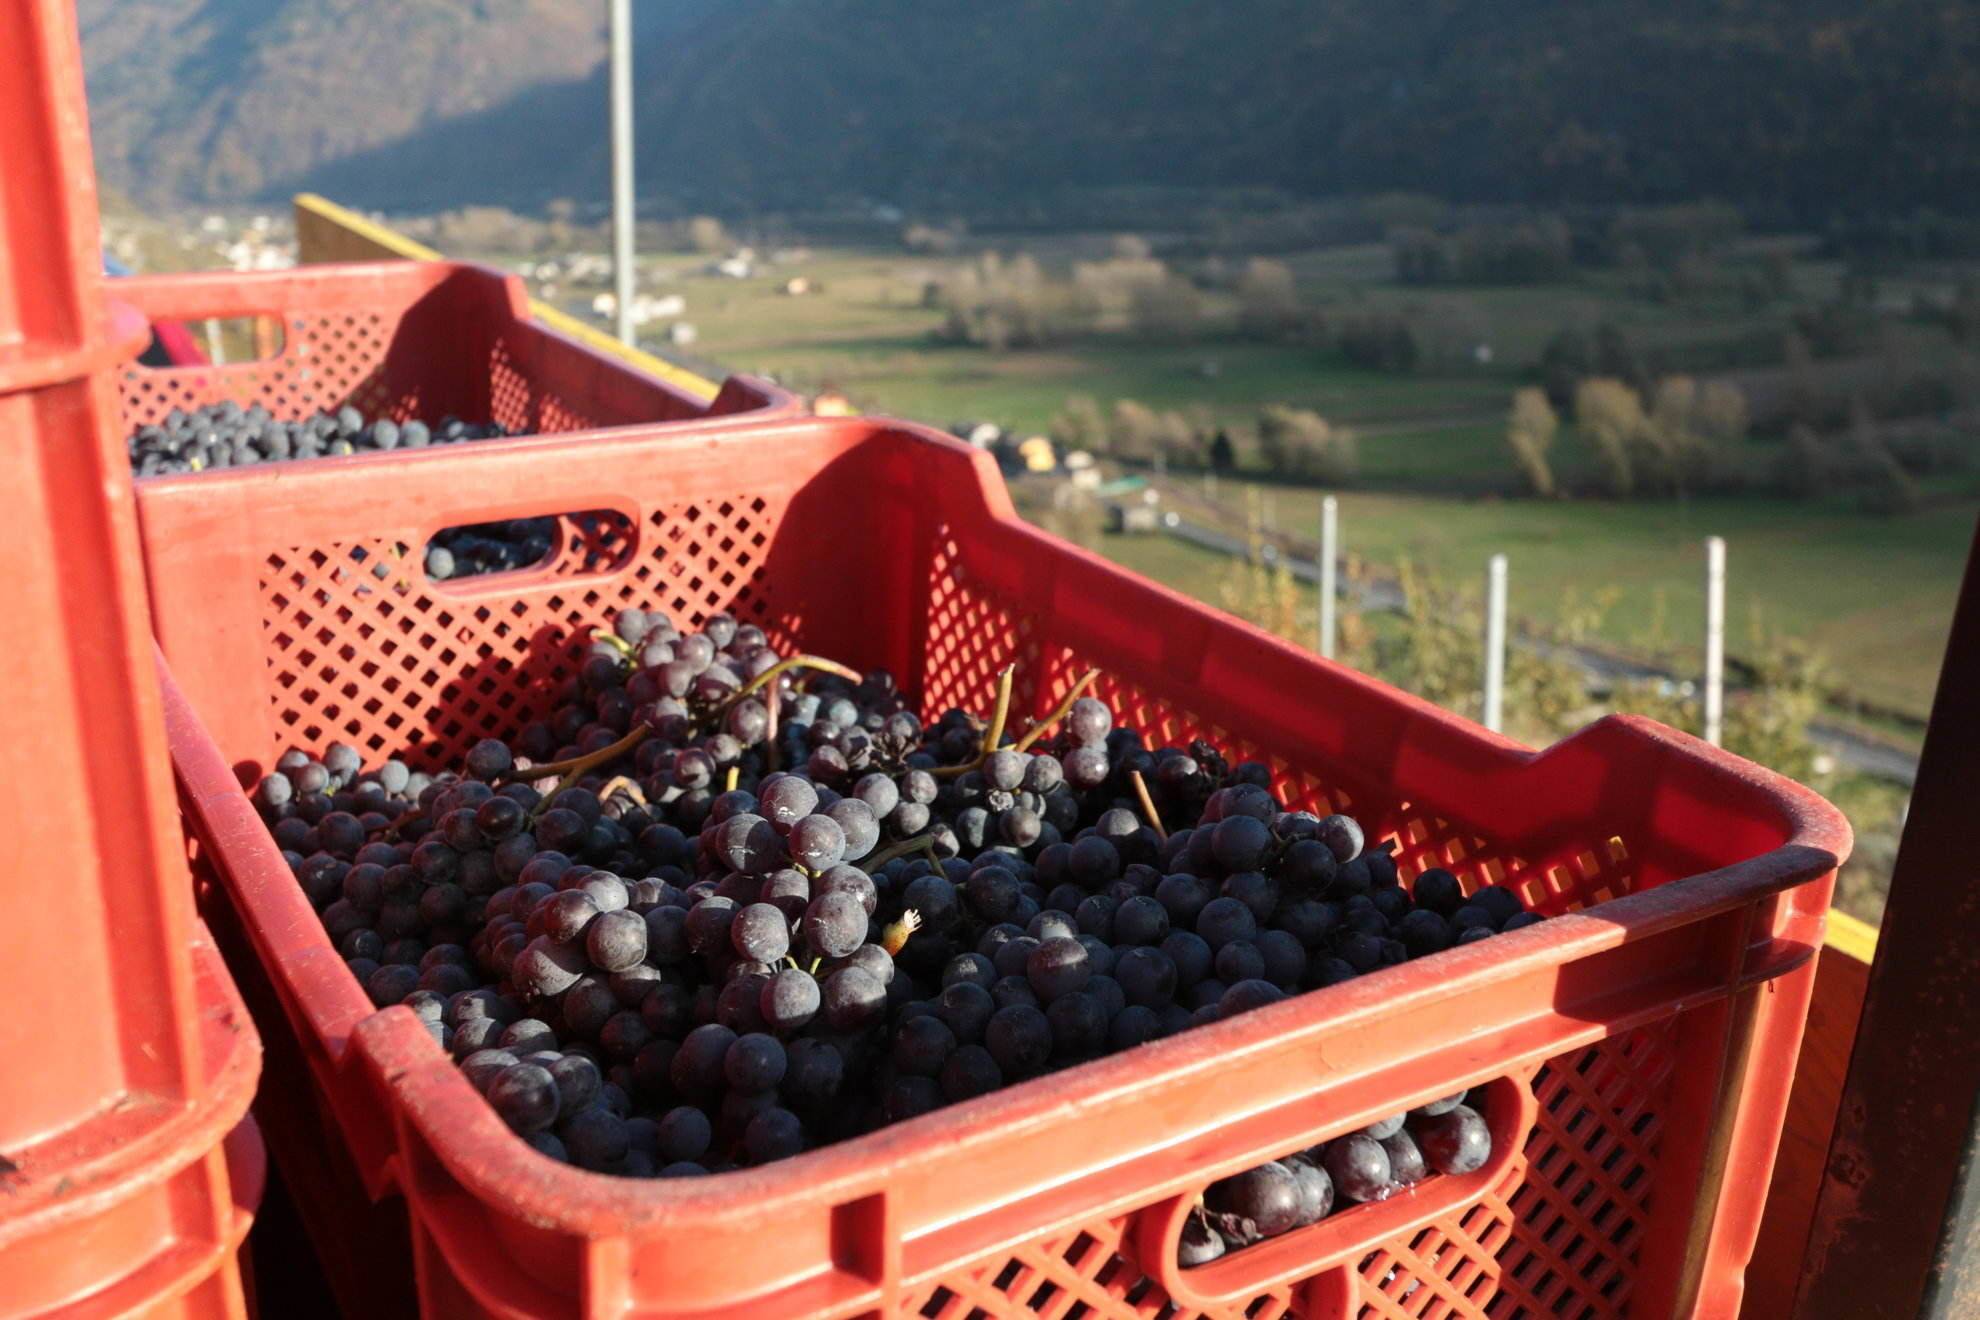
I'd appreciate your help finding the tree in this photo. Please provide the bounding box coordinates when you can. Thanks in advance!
[1695,381,1750,447]
[1236,259,1301,340]
[1540,327,1595,406]
[1257,405,1355,483]
[1108,399,1161,463]
[1505,387,1558,496]
[687,216,730,253]
[1575,378,1642,497]
[1129,276,1203,342]
[1049,395,1107,456]
[1776,423,1833,499]
[1849,399,1921,515]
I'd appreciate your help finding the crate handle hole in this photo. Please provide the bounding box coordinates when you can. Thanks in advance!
[423,508,638,586]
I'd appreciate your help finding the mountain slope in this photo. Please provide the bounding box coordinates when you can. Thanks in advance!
[84,0,1980,219]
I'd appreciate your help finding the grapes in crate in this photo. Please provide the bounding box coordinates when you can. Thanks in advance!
[124,401,565,578]
[1185,1091,1495,1268]
[254,604,1540,1180]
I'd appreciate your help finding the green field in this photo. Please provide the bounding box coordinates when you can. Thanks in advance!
[1098,487,1969,721]
[603,240,1973,723]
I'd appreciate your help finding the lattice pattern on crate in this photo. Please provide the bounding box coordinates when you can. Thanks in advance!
[1482,1022,1678,1319]
[903,1212,1293,1320]
[254,494,791,769]
[486,335,602,436]
[1021,644,1640,919]
[920,530,1042,722]
[1356,1165,1524,1320]
[119,312,396,428]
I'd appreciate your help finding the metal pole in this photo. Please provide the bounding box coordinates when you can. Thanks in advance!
[1319,496,1338,660]
[1483,553,1507,732]
[1704,536,1725,745]
[609,0,636,345]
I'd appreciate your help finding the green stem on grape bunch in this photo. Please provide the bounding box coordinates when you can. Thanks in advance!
[591,629,637,661]
[979,664,1016,756]
[1129,769,1167,844]
[513,726,654,816]
[863,832,939,870]
[1011,668,1101,753]
[721,654,864,716]
[934,665,1018,780]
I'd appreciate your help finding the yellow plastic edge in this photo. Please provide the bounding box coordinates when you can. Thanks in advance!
[291,193,720,403]
[1825,909,1878,964]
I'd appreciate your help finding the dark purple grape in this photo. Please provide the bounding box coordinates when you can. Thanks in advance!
[513,936,586,998]
[1206,1161,1302,1238]
[487,1063,560,1133]
[1409,1090,1467,1120]
[744,1107,806,1163]
[585,909,647,971]
[724,1032,788,1092]
[1413,1104,1491,1175]
[789,814,848,870]
[939,1043,1003,1102]
[1362,1113,1407,1140]
[802,892,868,959]
[1380,1129,1427,1188]
[985,1003,1053,1078]
[670,1023,737,1099]
[893,1015,957,1077]
[1285,1154,1335,1226]
[1027,936,1093,1002]
[1178,1217,1227,1267]
[1322,1133,1393,1204]
[761,967,821,1034]
[730,902,792,963]
[1195,897,1257,950]
[1412,868,1464,916]
[821,967,886,1031]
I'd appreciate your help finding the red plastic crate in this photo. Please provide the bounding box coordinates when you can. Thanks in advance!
[110,260,798,458]
[148,416,1847,1318]
[0,925,263,1320]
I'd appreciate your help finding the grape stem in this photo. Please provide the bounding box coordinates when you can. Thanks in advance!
[979,664,1016,756]
[1011,668,1102,753]
[590,629,637,661]
[724,764,740,794]
[599,774,647,806]
[719,655,863,718]
[934,664,1018,779]
[861,832,938,870]
[507,725,652,784]
[1128,769,1167,843]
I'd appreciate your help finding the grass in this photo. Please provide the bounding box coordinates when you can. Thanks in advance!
[1098,482,1971,721]
[617,241,1972,720]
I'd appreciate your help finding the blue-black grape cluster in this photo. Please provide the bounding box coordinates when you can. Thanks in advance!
[1179,1092,1495,1267]
[125,401,509,475]
[252,605,1542,1179]
[125,400,568,578]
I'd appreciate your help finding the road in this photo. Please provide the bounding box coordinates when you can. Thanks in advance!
[1130,500,1918,786]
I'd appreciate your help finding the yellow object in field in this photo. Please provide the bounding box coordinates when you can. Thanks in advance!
[1019,435,1057,472]
[812,389,859,417]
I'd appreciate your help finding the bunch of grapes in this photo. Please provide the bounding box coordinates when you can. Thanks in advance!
[253,604,1542,1178]
[126,401,510,475]
[1179,1092,1495,1267]
[126,401,571,579]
